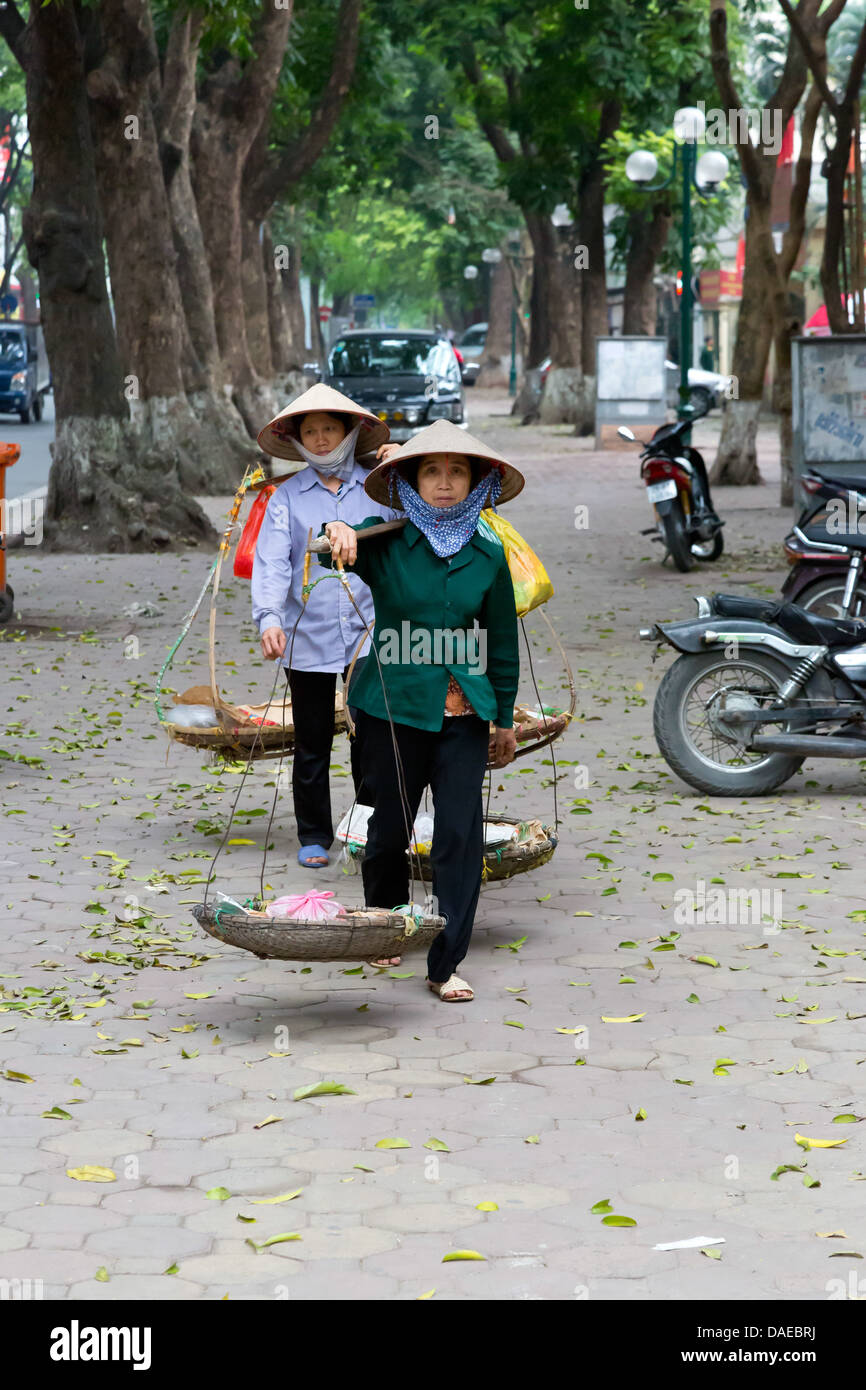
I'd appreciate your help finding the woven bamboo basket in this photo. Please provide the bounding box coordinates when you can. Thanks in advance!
[192,902,445,962]
[162,688,347,760]
[163,692,567,764]
[339,815,558,882]
[478,819,558,881]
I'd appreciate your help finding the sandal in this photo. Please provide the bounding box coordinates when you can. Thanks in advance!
[297,844,329,868]
[370,956,402,968]
[427,974,474,1002]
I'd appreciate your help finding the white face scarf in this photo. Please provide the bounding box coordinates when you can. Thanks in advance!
[293,421,361,482]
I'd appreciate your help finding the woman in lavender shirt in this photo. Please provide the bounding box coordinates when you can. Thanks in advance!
[252,385,399,868]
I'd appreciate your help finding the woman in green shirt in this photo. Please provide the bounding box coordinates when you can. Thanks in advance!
[322,418,524,1003]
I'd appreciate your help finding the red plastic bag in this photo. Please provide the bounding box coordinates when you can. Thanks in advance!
[234,485,276,579]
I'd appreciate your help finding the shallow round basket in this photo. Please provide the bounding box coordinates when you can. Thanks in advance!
[192,902,444,962]
[164,723,298,759]
[479,824,558,882]
[508,708,570,763]
[342,817,558,883]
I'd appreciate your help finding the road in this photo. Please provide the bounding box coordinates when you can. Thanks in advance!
[0,395,861,1303]
[1,390,55,499]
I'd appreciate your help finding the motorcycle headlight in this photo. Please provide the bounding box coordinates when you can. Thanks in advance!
[11,371,26,387]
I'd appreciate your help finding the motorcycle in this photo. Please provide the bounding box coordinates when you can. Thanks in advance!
[782,467,866,618]
[641,590,866,796]
[617,409,724,572]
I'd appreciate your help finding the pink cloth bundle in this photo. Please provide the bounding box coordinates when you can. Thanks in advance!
[264,890,345,921]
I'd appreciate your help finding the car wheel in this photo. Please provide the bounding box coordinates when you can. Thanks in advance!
[18,403,31,424]
[32,394,42,422]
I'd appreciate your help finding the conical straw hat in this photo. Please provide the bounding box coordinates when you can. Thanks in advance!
[364,417,524,507]
[258,382,391,462]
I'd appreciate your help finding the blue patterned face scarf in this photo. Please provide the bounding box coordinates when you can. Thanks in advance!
[393,466,503,558]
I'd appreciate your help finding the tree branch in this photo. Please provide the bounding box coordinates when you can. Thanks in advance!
[248,0,362,213]
[160,7,205,145]
[818,0,848,37]
[780,79,821,279]
[709,2,764,185]
[843,16,866,105]
[461,47,518,163]
[777,0,838,112]
[234,0,293,133]
[0,0,26,67]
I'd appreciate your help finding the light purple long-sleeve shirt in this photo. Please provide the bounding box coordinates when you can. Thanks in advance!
[251,461,401,673]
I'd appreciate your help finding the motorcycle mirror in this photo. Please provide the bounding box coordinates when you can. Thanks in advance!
[617,426,637,442]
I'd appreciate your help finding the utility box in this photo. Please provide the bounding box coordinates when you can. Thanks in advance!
[595,336,668,450]
[792,334,866,509]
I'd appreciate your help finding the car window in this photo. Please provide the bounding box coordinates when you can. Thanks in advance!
[328,335,440,376]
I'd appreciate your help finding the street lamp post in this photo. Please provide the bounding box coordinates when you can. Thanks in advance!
[625,108,729,439]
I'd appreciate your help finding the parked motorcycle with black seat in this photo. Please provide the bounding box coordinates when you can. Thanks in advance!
[782,467,866,617]
[618,406,724,572]
[642,591,866,795]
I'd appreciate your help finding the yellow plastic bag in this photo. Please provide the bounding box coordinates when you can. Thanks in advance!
[479,509,554,617]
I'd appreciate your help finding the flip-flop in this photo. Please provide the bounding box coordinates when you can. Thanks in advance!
[297,844,330,868]
[427,974,474,1002]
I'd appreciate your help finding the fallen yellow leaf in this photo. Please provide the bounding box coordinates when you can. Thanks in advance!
[795,1133,848,1150]
[248,1189,303,1205]
[67,1165,116,1183]
[601,1013,646,1023]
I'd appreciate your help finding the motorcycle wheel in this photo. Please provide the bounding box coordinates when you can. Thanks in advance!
[691,531,724,562]
[795,575,866,619]
[653,649,805,796]
[660,499,696,572]
[0,584,14,624]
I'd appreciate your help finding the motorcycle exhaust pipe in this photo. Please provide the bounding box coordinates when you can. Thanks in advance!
[751,733,866,758]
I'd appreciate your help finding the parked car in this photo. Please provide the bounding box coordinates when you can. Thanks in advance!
[665,359,732,413]
[324,330,467,442]
[0,321,50,423]
[458,323,487,360]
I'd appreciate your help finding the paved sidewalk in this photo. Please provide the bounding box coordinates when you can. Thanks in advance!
[1,399,865,1301]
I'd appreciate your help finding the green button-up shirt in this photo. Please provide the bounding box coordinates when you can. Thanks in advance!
[319,517,519,732]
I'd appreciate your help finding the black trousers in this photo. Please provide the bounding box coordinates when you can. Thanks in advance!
[357,709,490,982]
[286,658,366,848]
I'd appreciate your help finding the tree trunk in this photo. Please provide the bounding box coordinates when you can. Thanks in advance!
[85,0,245,496]
[710,192,775,486]
[309,278,327,363]
[622,205,671,334]
[281,234,308,367]
[478,253,514,388]
[16,263,37,320]
[158,8,257,482]
[192,3,290,431]
[263,219,291,373]
[19,0,211,551]
[241,211,274,377]
[525,211,588,425]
